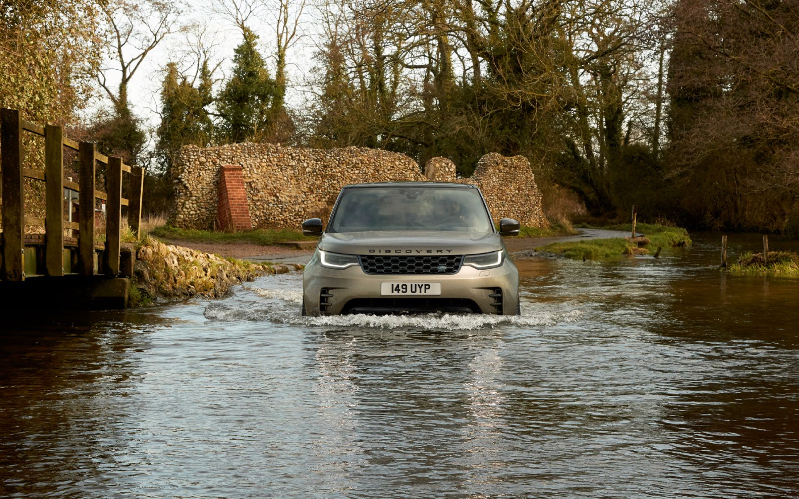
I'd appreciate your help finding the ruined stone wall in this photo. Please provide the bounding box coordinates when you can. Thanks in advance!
[172,143,546,229]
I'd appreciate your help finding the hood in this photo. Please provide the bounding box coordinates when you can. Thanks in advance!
[318,231,504,256]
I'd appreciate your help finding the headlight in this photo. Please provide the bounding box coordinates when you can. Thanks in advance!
[463,250,504,269]
[320,250,360,269]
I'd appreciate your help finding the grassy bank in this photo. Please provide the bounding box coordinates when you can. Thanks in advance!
[727,251,799,276]
[128,235,299,307]
[601,223,692,248]
[517,221,578,238]
[538,223,691,261]
[150,226,315,246]
[538,238,637,260]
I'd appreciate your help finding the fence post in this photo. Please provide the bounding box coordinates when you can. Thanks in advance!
[105,157,123,276]
[763,235,769,265]
[721,235,728,268]
[128,165,144,239]
[1,108,25,281]
[631,205,637,238]
[45,124,64,277]
[78,142,96,276]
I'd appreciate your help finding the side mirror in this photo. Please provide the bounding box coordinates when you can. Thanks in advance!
[302,218,323,236]
[499,218,520,236]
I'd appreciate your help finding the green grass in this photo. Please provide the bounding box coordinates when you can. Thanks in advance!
[599,222,692,248]
[517,221,578,238]
[150,225,316,245]
[728,251,799,276]
[537,238,637,260]
[533,222,690,261]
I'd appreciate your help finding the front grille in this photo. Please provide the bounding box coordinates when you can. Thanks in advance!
[359,255,463,275]
[342,298,480,315]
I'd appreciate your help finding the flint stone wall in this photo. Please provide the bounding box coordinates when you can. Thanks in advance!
[172,143,546,229]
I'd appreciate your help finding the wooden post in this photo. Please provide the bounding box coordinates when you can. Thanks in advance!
[105,156,123,276]
[45,124,64,277]
[763,235,769,265]
[631,205,637,238]
[78,142,96,276]
[1,108,25,281]
[721,235,728,268]
[128,165,144,239]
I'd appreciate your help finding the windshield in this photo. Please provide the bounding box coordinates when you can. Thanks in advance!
[328,186,494,233]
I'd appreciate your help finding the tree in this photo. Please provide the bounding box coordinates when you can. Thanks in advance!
[666,0,799,230]
[93,0,181,165]
[156,61,214,176]
[217,27,278,143]
[97,0,182,116]
[0,0,103,124]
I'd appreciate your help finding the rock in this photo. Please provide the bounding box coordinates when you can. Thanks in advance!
[130,238,280,305]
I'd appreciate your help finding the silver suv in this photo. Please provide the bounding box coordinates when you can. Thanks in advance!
[301,182,520,316]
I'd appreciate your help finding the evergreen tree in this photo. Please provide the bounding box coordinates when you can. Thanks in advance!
[156,61,214,175]
[217,27,276,143]
[88,106,147,167]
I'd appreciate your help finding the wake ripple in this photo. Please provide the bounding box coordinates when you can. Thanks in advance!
[204,282,581,330]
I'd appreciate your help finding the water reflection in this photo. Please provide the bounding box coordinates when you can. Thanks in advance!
[0,312,160,497]
[1,235,798,497]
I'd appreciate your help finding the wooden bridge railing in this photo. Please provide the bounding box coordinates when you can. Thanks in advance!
[0,108,143,281]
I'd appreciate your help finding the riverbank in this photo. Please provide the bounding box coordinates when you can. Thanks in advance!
[728,251,799,276]
[524,224,692,260]
[130,237,302,306]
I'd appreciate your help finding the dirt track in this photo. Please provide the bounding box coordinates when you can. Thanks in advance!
[157,228,630,266]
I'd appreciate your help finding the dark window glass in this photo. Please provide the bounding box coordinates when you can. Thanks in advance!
[328,187,493,233]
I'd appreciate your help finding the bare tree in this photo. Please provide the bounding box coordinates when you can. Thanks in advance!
[97,0,183,114]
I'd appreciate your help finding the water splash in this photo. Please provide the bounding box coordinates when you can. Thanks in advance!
[301,309,581,330]
[204,295,581,331]
[247,286,304,304]
[203,273,583,330]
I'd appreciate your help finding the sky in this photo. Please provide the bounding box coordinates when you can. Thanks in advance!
[95,0,316,139]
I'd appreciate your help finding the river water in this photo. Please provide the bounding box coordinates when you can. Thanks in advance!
[1,233,798,498]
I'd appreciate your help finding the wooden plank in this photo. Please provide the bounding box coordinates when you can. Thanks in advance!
[105,156,123,276]
[78,141,96,276]
[65,221,80,230]
[23,167,45,181]
[96,190,108,201]
[1,108,25,281]
[121,164,131,173]
[128,165,144,239]
[45,124,64,277]
[63,137,80,151]
[64,179,80,191]
[94,151,109,165]
[21,120,45,136]
[121,198,129,207]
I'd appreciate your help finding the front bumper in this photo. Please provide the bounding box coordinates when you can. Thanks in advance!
[302,254,519,316]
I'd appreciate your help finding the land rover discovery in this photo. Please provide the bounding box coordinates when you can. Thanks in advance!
[301,182,520,316]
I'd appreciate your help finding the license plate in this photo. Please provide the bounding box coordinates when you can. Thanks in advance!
[381,282,441,296]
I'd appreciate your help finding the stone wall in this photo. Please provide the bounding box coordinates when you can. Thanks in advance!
[172,143,546,229]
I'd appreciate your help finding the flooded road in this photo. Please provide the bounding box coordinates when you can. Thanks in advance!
[1,233,798,497]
